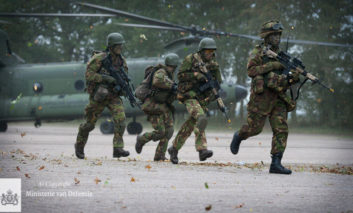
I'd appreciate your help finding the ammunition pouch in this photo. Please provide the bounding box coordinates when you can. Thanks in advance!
[265,72,286,93]
[93,85,109,102]
[252,75,264,94]
[279,93,296,112]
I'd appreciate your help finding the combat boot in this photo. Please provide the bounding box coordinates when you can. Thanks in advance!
[168,146,179,164]
[154,154,168,162]
[269,152,292,175]
[113,147,130,158]
[135,135,145,154]
[199,149,213,161]
[74,143,85,159]
[230,131,243,155]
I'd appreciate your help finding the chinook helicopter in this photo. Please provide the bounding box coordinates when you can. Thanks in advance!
[0,3,351,135]
[0,3,250,135]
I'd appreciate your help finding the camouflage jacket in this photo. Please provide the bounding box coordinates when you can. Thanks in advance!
[151,64,176,104]
[247,44,299,114]
[177,52,222,105]
[85,51,128,97]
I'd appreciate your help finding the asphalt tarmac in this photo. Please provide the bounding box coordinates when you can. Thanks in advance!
[0,123,352,213]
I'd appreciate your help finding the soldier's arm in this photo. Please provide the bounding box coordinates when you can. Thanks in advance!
[247,48,282,78]
[178,55,197,81]
[85,54,104,83]
[152,69,174,90]
[122,56,129,74]
[208,61,223,84]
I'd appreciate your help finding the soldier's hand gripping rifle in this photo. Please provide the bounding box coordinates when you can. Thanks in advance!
[194,54,231,124]
[102,55,141,109]
[263,47,335,93]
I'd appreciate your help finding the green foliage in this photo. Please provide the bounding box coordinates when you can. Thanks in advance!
[1,0,352,129]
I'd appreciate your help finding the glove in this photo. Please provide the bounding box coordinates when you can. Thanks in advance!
[267,61,284,70]
[101,75,116,85]
[194,72,207,82]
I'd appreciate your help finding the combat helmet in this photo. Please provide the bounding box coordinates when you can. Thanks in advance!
[106,32,125,47]
[259,20,283,39]
[164,53,179,66]
[198,37,217,51]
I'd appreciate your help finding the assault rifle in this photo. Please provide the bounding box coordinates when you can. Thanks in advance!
[194,54,231,124]
[263,47,334,94]
[102,55,141,109]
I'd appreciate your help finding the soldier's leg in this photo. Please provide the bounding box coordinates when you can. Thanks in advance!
[231,111,267,155]
[107,97,126,148]
[75,98,105,159]
[172,99,203,151]
[239,112,267,140]
[269,100,291,174]
[154,111,173,160]
[140,114,166,144]
[269,101,288,155]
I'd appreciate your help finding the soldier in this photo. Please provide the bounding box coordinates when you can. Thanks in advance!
[74,32,130,159]
[230,21,300,174]
[167,38,223,164]
[135,53,179,161]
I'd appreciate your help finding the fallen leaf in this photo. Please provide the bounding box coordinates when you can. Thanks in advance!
[215,137,219,141]
[21,132,26,137]
[258,142,262,146]
[145,164,151,170]
[77,171,81,175]
[235,203,244,208]
[104,180,109,185]
[171,185,176,189]
[16,166,20,171]
[204,182,209,189]
[25,173,30,178]
[139,34,147,40]
[39,166,45,170]
[130,177,135,182]
[94,177,101,184]
[74,177,80,185]
[205,204,212,211]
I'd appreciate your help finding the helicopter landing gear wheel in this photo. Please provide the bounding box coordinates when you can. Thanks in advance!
[127,122,142,135]
[0,121,7,132]
[100,119,114,134]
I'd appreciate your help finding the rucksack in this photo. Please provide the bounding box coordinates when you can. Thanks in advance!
[134,65,159,101]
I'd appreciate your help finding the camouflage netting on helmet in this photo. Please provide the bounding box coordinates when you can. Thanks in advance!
[259,20,283,39]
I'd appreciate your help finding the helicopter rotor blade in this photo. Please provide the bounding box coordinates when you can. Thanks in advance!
[286,38,353,48]
[114,23,186,32]
[78,2,188,30]
[0,12,116,18]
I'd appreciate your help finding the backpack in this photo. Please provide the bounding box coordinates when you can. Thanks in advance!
[134,65,159,101]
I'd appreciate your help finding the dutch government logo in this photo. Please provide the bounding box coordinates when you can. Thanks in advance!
[0,179,21,212]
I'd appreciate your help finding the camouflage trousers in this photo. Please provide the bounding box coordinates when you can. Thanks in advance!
[76,96,126,148]
[239,98,288,154]
[172,99,208,151]
[140,98,174,158]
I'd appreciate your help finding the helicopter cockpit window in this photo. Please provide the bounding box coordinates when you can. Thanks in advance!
[74,80,84,91]
[33,82,43,93]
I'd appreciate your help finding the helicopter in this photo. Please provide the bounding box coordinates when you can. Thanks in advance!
[0,2,351,135]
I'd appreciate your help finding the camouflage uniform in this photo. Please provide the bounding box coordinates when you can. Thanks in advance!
[172,52,222,152]
[75,51,128,154]
[138,64,176,159]
[238,44,299,154]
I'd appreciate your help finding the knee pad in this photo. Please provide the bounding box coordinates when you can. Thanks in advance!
[114,121,126,135]
[79,123,95,132]
[165,127,174,140]
[196,115,208,132]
